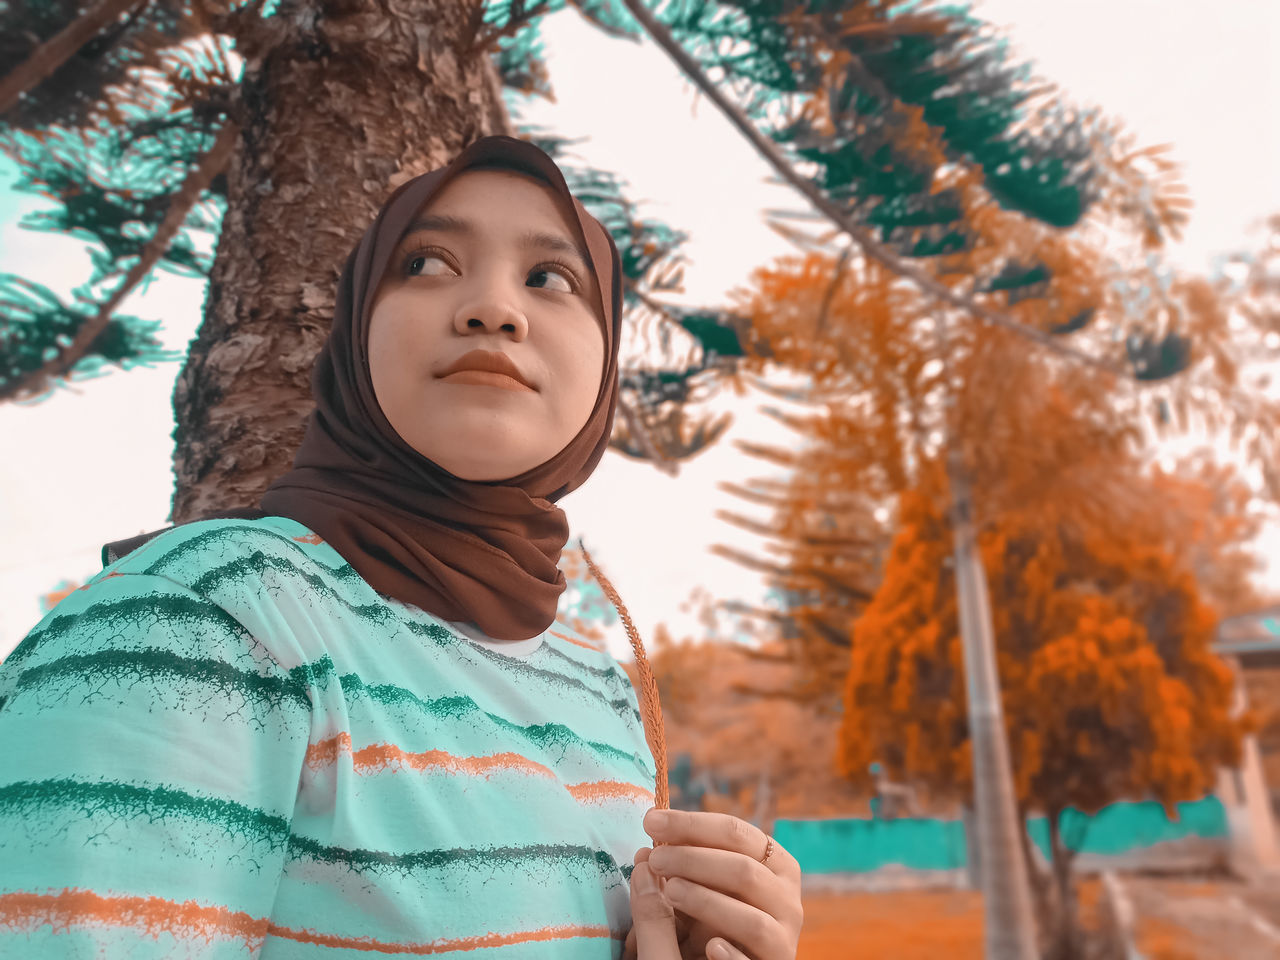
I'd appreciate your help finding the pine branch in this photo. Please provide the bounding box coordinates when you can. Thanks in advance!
[465,0,556,57]
[733,644,794,664]
[0,0,151,116]
[726,682,815,703]
[799,612,856,649]
[617,0,1127,380]
[615,392,678,476]
[4,120,236,402]
[718,601,793,630]
[731,438,798,470]
[815,241,854,336]
[744,374,813,404]
[715,480,790,511]
[709,543,794,581]
[710,544,871,606]
[721,476,873,503]
[713,508,876,552]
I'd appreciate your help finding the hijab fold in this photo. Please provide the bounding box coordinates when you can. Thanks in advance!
[105,136,624,642]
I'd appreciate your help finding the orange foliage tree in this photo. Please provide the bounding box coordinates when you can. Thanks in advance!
[712,196,1277,760]
[835,433,1253,942]
[713,134,1280,719]
[719,230,1269,952]
[694,8,1279,949]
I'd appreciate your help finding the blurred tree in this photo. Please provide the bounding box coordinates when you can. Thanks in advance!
[834,429,1254,960]
[720,226,1274,953]
[1148,456,1269,620]
[716,184,1280,683]
[708,50,1277,945]
[718,200,1277,958]
[712,411,891,707]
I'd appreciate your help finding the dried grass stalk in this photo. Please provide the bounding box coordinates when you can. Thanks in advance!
[578,537,670,814]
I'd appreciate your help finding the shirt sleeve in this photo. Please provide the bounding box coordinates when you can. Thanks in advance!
[0,571,311,959]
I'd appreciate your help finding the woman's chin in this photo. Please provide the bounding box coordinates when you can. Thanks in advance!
[429,449,547,482]
[401,420,575,481]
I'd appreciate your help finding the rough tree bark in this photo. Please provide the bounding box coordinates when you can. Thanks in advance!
[171,0,513,523]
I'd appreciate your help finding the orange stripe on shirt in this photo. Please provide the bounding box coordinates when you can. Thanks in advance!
[305,735,651,805]
[267,918,622,953]
[0,889,623,954]
[306,733,557,781]
[565,780,656,805]
[548,629,603,652]
[0,889,268,953]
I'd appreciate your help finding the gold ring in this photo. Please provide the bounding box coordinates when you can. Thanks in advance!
[759,835,774,865]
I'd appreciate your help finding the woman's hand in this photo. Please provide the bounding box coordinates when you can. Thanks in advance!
[623,809,803,960]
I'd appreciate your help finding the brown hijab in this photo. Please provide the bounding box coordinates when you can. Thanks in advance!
[106,135,624,642]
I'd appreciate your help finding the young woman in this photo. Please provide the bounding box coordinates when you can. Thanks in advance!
[0,135,802,959]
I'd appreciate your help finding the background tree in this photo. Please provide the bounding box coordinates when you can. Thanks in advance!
[714,193,1278,956]
[830,336,1257,958]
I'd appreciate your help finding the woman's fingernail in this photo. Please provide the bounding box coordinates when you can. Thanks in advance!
[708,941,729,960]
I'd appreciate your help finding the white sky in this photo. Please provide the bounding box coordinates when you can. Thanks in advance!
[1,1,1278,663]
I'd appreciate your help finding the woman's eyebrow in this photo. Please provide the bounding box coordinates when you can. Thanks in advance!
[403,213,592,276]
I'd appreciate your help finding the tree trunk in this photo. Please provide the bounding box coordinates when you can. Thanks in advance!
[171,0,513,522]
[948,446,1040,960]
[1046,807,1081,960]
[1018,806,1055,941]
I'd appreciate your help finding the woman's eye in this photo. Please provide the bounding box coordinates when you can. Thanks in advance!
[406,252,450,277]
[527,265,575,294]
[404,248,575,293]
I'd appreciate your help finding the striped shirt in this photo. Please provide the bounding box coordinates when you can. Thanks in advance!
[0,515,656,958]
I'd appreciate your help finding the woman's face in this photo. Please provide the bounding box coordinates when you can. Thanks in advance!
[367,168,606,481]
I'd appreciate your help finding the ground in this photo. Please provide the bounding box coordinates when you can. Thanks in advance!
[1123,875,1280,960]
[795,874,1280,959]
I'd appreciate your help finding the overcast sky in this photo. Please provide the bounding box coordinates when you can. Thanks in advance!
[1,1,1277,662]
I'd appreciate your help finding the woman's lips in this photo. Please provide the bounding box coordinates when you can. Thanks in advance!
[441,370,535,392]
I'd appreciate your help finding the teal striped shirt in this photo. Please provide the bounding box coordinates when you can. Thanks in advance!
[0,515,656,957]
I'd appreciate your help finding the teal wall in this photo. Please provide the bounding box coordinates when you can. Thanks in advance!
[774,797,1229,875]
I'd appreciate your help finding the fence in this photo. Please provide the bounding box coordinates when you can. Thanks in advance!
[774,797,1229,890]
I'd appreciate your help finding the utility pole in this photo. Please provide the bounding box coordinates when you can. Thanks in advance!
[937,311,1040,960]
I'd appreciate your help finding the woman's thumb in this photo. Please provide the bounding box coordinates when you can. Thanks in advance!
[628,861,681,959]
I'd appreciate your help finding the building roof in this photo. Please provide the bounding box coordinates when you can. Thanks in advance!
[1216,606,1280,667]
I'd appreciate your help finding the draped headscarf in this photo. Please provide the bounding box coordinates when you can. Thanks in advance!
[106,135,624,642]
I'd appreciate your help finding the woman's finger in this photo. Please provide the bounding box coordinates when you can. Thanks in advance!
[629,861,682,959]
[661,875,790,960]
[705,937,751,960]
[647,842,792,922]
